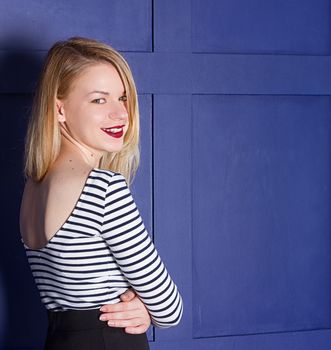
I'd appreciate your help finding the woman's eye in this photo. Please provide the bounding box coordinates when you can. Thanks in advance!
[92,98,106,104]
[119,95,127,102]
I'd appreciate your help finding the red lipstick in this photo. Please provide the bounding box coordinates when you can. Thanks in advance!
[101,125,125,139]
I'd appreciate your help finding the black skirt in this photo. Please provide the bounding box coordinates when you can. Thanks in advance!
[44,309,150,350]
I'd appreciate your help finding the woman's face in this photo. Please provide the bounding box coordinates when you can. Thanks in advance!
[57,62,129,157]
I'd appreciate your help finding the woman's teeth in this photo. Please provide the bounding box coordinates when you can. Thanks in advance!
[102,127,122,133]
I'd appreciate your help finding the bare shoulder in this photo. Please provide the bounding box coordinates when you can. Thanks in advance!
[47,163,93,188]
[20,163,94,249]
[44,164,95,210]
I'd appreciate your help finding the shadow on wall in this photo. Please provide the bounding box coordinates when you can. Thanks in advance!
[0,34,48,348]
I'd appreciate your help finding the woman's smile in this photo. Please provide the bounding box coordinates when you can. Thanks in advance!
[101,125,125,138]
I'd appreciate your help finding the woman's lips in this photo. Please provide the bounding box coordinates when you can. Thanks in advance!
[101,125,125,139]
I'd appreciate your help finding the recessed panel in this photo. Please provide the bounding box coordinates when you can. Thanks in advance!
[0,0,151,51]
[192,95,331,337]
[192,0,331,54]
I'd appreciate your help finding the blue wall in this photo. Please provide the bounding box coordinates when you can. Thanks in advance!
[1,0,331,349]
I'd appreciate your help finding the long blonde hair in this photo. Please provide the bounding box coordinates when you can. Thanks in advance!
[23,37,140,185]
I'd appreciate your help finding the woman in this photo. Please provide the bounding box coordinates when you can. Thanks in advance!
[19,37,183,350]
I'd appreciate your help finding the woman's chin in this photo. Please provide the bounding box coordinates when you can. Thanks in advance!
[103,143,124,153]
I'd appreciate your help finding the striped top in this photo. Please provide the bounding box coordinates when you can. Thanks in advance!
[22,168,183,328]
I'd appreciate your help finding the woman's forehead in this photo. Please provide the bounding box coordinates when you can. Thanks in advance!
[69,63,125,95]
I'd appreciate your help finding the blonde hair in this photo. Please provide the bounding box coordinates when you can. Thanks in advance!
[23,37,140,185]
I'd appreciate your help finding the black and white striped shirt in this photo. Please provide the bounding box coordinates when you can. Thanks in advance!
[22,168,183,328]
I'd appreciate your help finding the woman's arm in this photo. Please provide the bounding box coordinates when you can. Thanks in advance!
[101,173,183,328]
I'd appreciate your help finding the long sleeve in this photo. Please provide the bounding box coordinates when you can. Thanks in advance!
[101,172,183,328]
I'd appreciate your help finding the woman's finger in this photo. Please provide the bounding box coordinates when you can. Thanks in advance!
[106,317,144,328]
[100,310,139,321]
[120,288,136,302]
[124,325,149,334]
[100,301,137,313]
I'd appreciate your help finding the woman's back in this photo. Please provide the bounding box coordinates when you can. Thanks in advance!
[20,168,134,311]
[20,164,93,250]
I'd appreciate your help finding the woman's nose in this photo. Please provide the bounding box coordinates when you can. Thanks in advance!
[108,103,128,121]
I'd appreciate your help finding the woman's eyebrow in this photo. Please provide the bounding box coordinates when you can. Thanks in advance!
[87,90,110,96]
[87,90,126,96]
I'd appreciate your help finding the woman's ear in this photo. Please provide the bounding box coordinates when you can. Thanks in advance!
[56,99,66,122]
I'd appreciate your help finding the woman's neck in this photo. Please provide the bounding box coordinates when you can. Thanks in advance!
[58,123,104,168]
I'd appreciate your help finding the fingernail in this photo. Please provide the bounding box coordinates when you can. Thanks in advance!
[108,321,115,326]
[99,315,107,321]
[100,307,106,312]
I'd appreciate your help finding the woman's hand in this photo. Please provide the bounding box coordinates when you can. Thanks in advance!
[99,289,151,334]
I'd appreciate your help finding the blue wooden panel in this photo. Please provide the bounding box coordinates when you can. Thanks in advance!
[122,53,192,94]
[191,54,331,95]
[154,0,192,52]
[150,330,331,350]
[0,50,45,93]
[0,93,48,348]
[153,95,192,341]
[192,0,331,54]
[192,94,331,338]
[0,0,151,52]
[3,52,331,96]
[0,274,5,346]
